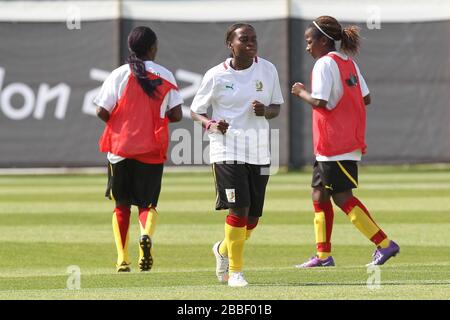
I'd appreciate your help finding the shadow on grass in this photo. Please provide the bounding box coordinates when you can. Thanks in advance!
[251,281,450,287]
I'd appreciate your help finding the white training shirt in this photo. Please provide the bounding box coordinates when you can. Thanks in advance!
[311,51,370,161]
[191,57,284,165]
[94,61,183,164]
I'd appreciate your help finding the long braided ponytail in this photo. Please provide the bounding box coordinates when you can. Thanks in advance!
[127,26,161,98]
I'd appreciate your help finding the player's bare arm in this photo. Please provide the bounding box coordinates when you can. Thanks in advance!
[291,82,327,108]
[363,94,371,106]
[96,106,110,123]
[264,104,280,119]
[190,111,229,134]
[166,104,183,122]
[252,100,280,119]
[190,111,210,128]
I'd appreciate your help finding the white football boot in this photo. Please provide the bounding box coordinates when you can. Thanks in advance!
[212,241,229,283]
[228,272,248,287]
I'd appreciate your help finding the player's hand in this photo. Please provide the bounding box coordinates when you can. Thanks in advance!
[211,120,229,135]
[252,100,266,117]
[291,82,306,97]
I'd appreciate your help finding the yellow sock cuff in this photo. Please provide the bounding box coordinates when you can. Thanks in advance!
[378,238,390,248]
[317,252,331,259]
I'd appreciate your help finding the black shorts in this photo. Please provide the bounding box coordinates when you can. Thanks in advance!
[105,159,164,208]
[213,162,270,217]
[311,160,358,194]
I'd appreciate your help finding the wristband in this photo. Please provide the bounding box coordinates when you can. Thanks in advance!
[205,120,216,130]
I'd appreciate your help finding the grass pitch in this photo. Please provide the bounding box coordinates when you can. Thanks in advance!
[0,165,449,300]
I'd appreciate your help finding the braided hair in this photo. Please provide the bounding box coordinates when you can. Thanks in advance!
[224,23,255,57]
[127,26,162,98]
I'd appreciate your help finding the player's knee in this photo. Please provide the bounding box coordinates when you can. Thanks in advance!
[229,207,249,218]
[247,216,259,228]
[332,191,353,209]
[312,187,329,202]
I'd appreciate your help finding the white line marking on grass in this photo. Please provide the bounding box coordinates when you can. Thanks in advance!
[2,262,449,279]
[0,280,449,295]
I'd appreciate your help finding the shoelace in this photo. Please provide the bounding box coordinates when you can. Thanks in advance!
[300,256,317,267]
[373,250,382,262]
[234,273,245,280]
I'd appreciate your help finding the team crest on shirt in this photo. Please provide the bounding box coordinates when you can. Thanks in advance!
[225,189,236,203]
[255,80,263,91]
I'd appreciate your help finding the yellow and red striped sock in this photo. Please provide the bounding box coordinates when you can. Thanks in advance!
[341,197,390,248]
[138,206,158,261]
[218,217,259,257]
[313,201,334,259]
[138,206,158,237]
[224,214,247,273]
[112,205,131,266]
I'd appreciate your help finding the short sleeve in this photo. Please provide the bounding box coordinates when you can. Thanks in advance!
[270,65,284,105]
[93,69,122,112]
[311,58,334,102]
[167,89,184,110]
[190,70,215,114]
[165,73,184,110]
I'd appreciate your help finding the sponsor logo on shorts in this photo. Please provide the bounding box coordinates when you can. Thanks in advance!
[225,189,236,203]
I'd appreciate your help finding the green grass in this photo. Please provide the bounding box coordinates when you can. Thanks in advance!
[0,166,449,300]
